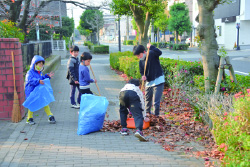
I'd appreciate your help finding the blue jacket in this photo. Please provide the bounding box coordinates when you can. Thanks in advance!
[25,55,50,98]
[79,64,94,87]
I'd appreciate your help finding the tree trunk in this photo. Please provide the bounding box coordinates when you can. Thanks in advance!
[130,5,151,48]
[197,0,220,93]
[164,31,166,42]
[175,31,179,44]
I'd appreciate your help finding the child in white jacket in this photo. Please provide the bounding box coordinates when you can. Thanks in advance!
[119,79,148,141]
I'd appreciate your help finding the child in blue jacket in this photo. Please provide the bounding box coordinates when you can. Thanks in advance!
[79,52,96,95]
[25,55,56,125]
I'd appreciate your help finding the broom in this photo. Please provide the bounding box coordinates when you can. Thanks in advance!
[141,41,151,91]
[11,51,21,123]
[89,65,101,96]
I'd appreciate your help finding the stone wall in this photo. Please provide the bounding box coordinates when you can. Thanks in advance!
[0,38,25,120]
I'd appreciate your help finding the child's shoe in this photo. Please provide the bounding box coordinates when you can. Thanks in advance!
[71,104,80,109]
[48,116,56,124]
[26,118,35,125]
[135,130,147,141]
[120,128,128,135]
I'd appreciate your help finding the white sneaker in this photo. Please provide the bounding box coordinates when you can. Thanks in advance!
[71,104,80,109]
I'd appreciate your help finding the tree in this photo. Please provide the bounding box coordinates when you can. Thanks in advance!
[78,9,104,44]
[54,16,74,38]
[27,24,53,40]
[196,0,229,93]
[0,0,107,42]
[168,3,191,44]
[154,12,169,42]
[110,0,166,47]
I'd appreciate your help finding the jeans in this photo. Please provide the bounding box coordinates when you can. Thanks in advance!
[145,83,164,116]
[70,84,81,105]
[119,90,144,131]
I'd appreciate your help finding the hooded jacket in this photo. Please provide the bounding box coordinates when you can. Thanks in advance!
[25,55,50,98]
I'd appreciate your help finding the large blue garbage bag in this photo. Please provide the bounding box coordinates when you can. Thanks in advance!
[77,94,109,135]
[23,78,55,112]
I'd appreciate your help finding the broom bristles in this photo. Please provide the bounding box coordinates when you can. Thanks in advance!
[11,85,21,123]
[11,51,21,123]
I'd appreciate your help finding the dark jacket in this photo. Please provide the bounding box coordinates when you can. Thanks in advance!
[25,55,50,98]
[139,45,164,82]
[66,56,80,85]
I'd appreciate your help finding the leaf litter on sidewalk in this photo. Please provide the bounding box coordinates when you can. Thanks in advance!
[101,70,225,166]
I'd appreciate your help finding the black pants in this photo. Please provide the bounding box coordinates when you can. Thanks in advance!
[119,90,143,131]
[79,88,93,95]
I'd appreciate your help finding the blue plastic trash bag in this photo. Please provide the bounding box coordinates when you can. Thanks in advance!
[77,94,109,135]
[23,78,55,112]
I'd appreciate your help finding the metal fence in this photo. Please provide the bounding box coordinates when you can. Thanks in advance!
[52,40,66,50]
[21,41,52,71]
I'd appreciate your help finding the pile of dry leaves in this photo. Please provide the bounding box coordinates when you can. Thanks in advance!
[102,71,224,167]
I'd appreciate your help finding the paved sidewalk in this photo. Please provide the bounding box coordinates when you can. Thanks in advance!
[0,46,205,167]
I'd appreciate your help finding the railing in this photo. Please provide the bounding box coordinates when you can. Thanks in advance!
[52,40,66,50]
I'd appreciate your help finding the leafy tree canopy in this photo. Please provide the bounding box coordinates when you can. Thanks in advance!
[78,9,104,36]
[54,16,74,37]
[168,3,191,36]
[154,12,169,33]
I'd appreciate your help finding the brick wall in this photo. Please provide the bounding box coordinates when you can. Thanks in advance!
[0,38,25,120]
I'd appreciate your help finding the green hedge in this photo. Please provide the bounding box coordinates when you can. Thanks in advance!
[151,42,168,48]
[194,74,250,94]
[110,51,203,87]
[169,43,189,50]
[126,40,134,45]
[90,45,109,54]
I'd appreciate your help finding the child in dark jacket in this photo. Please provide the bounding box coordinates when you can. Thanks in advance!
[25,55,56,125]
[79,52,96,95]
[133,43,165,116]
[119,79,149,142]
[66,45,80,109]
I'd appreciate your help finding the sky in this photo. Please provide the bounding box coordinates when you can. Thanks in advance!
[66,0,112,28]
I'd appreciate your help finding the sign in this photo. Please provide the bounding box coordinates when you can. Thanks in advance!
[222,16,236,23]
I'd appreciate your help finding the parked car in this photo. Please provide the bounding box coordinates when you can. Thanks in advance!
[185,37,191,45]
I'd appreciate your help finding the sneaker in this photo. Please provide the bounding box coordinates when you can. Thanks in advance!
[135,130,147,141]
[48,116,56,124]
[71,104,80,109]
[120,128,128,135]
[26,118,35,125]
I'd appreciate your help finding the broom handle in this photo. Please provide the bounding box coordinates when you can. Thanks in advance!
[89,65,101,96]
[141,41,150,91]
[11,51,16,89]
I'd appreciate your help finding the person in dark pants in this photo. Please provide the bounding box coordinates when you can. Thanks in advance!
[66,45,81,109]
[119,79,148,141]
[133,43,165,116]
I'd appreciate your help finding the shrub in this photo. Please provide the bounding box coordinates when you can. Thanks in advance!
[90,45,109,54]
[160,58,203,87]
[110,51,133,70]
[193,74,250,94]
[126,40,134,45]
[173,44,189,50]
[211,91,250,166]
[119,56,141,79]
[0,20,25,43]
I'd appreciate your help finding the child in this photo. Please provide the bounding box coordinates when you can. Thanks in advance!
[79,52,96,95]
[25,55,56,125]
[133,43,165,116]
[119,79,149,142]
[66,45,80,109]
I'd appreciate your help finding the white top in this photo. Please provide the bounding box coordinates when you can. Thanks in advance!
[120,84,146,118]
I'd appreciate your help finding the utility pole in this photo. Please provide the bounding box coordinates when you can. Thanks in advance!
[59,0,62,40]
[71,7,74,45]
[118,15,121,51]
[151,19,154,42]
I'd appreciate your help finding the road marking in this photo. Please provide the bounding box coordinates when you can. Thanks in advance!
[225,69,249,75]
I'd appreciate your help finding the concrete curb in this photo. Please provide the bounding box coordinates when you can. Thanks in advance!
[43,55,61,74]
